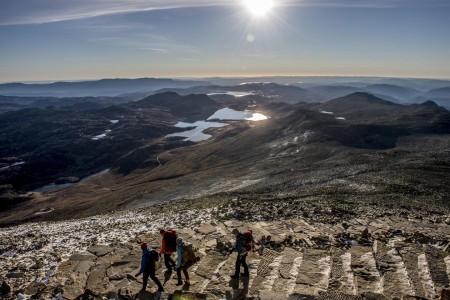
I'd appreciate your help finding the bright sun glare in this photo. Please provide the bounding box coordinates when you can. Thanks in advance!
[244,0,274,16]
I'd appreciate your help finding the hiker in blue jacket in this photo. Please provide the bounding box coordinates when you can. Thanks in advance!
[229,228,249,279]
[135,243,164,292]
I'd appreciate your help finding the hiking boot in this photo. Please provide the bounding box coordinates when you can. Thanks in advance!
[176,281,183,286]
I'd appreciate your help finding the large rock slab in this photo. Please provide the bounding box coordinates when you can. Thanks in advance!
[88,245,114,257]
[196,223,217,235]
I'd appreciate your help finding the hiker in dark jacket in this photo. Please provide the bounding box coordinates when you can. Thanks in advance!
[159,229,177,272]
[135,243,164,292]
[229,228,249,278]
[175,238,191,286]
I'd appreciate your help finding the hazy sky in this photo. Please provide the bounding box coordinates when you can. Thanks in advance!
[1,0,450,82]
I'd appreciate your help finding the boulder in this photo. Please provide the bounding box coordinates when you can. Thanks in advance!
[24,281,47,295]
[196,224,217,235]
[61,283,85,300]
[205,239,217,249]
[88,245,114,257]
[68,252,97,261]
[86,266,114,295]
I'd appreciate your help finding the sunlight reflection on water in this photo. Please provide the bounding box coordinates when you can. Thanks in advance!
[167,108,268,142]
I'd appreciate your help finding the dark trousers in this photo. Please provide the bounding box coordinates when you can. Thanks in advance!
[235,253,249,275]
[164,253,176,271]
[143,264,163,291]
[176,266,190,284]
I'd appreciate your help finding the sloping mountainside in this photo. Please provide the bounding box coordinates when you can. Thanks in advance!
[307,85,365,101]
[318,92,450,126]
[414,86,450,108]
[0,95,137,113]
[364,84,421,100]
[155,82,319,104]
[0,93,219,195]
[425,86,450,98]
[1,93,449,225]
[135,92,220,121]
[1,92,450,300]
[0,78,209,97]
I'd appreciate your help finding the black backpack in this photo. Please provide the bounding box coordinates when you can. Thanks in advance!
[146,249,159,262]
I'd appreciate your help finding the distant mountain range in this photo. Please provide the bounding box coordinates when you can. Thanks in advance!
[1,77,450,111]
[0,78,209,97]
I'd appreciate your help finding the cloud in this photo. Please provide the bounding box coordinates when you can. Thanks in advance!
[0,0,234,26]
[1,0,449,26]
[89,33,200,55]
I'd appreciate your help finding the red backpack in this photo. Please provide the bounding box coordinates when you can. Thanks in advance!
[164,229,177,252]
[243,231,254,251]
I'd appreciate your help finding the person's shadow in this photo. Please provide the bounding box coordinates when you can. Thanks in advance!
[182,282,191,291]
[163,270,172,285]
[226,276,249,300]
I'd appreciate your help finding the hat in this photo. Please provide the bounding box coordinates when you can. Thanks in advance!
[231,228,239,235]
[159,229,166,234]
[141,242,148,250]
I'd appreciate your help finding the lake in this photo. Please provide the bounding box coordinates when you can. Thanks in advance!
[166,108,269,142]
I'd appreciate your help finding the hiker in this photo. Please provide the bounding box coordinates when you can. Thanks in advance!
[175,238,191,286]
[229,229,254,278]
[135,243,164,292]
[159,228,177,272]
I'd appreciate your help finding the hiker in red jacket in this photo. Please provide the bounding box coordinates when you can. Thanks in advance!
[159,229,177,272]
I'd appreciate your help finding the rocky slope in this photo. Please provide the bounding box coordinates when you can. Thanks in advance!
[1,197,449,300]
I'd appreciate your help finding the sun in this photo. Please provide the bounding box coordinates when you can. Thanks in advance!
[244,0,274,17]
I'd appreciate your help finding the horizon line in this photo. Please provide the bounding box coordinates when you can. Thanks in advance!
[2,74,450,85]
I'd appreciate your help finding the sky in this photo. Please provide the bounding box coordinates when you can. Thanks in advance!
[1,0,450,82]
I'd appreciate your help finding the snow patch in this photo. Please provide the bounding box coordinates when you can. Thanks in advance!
[0,161,25,171]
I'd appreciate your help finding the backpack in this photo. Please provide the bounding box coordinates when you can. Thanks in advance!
[180,242,200,269]
[145,249,159,262]
[243,231,254,252]
[164,229,177,252]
